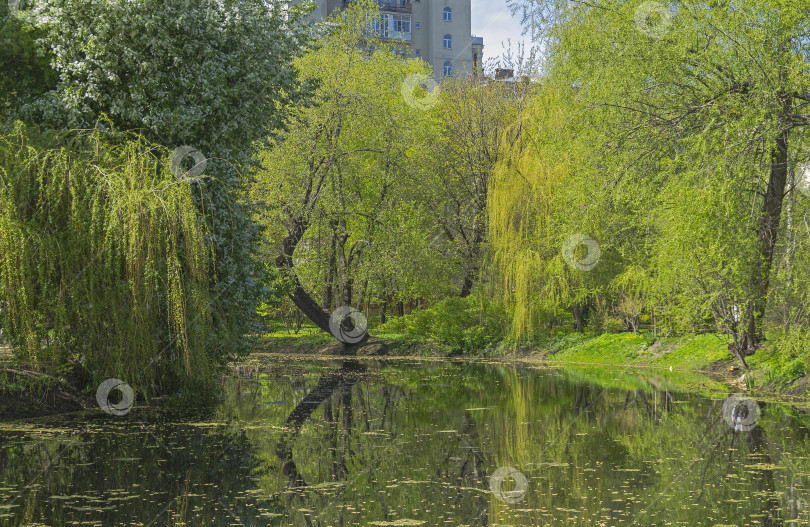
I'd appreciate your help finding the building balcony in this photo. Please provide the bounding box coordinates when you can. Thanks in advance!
[378,1,412,14]
[383,29,412,41]
[344,0,412,14]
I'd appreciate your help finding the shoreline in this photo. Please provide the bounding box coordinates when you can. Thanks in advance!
[4,331,808,420]
[252,332,810,404]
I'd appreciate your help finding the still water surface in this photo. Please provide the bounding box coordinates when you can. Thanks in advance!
[2,358,810,526]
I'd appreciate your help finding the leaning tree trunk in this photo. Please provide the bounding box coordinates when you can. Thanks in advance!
[277,217,370,347]
[276,217,332,334]
[730,121,789,368]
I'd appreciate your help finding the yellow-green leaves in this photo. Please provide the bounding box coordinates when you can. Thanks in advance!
[0,124,212,392]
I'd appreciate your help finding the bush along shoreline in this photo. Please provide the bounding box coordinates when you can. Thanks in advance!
[252,296,810,400]
[2,326,804,420]
[255,330,809,396]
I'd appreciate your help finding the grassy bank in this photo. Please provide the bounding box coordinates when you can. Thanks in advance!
[254,328,810,396]
[0,326,799,419]
[255,327,730,368]
[528,332,731,369]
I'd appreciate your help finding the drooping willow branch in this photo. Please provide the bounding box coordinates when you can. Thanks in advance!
[0,123,214,393]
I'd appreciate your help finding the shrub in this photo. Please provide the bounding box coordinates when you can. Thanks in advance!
[603,316,625,334]
[376,295,503,353]
[763,327,810,383]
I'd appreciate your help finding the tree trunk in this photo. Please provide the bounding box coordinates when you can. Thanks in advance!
[342,278,353,308]
[357,280,368,319]
[336,224,351,307]
[323,227,337,311]
[730,122,789,368]
[572,303,586,333]
[784,167,795,329]
[460,275,474,298]
[459,218,484,298]
[276,217,332,334]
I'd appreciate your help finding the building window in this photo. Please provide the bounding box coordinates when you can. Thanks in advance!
[415,49,421,55]
[443,34,452,49]
[378,14,390,38]
[393,15,410,33]
[443,7,452,22]
[443,61,452,76]
[414,21,420,29]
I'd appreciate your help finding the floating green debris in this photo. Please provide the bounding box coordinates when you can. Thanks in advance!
[369,521,426,526]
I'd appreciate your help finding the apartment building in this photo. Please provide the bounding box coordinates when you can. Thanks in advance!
[310,0,483,82]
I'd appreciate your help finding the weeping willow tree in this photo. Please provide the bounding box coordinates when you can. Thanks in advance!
[0,123,213,393]
[496,0,810,367]
[489,87,621,342]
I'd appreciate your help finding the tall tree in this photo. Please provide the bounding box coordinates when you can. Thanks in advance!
[2,0,312,368]
[0,126,213,391]
[419,76,532,298]
[501,0,810,365]
[253,0,442,337]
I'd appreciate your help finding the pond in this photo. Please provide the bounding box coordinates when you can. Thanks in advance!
[1,357,810,526]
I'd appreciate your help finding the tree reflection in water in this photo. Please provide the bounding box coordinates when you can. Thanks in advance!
[276,360,367,488]
[4,361,810,525]
[273,360,492,526]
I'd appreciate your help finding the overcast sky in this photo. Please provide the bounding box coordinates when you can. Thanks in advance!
[471,0,530,67]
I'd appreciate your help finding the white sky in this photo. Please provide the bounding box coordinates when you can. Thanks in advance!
[471,0,531,67]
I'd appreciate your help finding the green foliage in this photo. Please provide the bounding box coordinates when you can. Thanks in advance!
[376,295,503,353]
[752,327,810,384]
[0,124,213,393]
[4,0,311,144]
[601,316,625,334]
[1,0,314,373]
[255,263,290,325]
[490,0,810,364]
[0,2,56,124]
[252,0,459,315]
[412,74,532,298]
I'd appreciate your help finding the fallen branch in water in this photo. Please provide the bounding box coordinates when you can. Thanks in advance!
[0,367,91,410]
